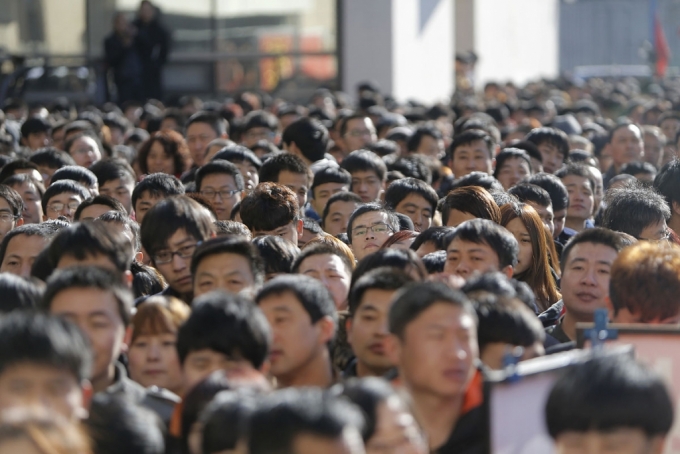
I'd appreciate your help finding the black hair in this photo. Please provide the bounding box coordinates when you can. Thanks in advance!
[448,171,504,193]
[601,185,670,238]
[0,224,56,265]
[195,159,245,192]
[512,140,543,166]
[0,274,43,313]
[2,173,45,199]
[95,210,141,253]
[255,274,337,325]
[239,183,299,233]
[407,124,443,153]
[384,177,438,213]
[20,117,51,139]
[176,291,270,368]
[446,218,519,269]
[191,236,265,286]
[351,249,427,287]
[130,262,166,299]
[140,196,215,259]
[341,149,387,181]
[493,148,532,179]
[348,266,414,316]
[525,173,569,212]
[507,183,552,208]
[346,203,399,245]
[311,166,352,193]
[422,250,447,274]
[560,227,628,272]
[0,159,38,185]
[242,110,278,132]
[0,184,24,218]
[213,220,251,239]
[449,129,494,160]
[251,235,299,276]
[87,393,165,454]
[385,155,433,184]
[212,144,262,169]
[248,388,364,454]
[29,147,76,169]
[411,226,455,252]
[200,389,257,454]
[321,191,363,228]
[545,354,673,439]
[368,139,399,157]
[282,117,330,163]
[654,159,680,209]
[389,282,476,338]
[73,195,126,221]
[258,153,310,185]
[42,266,134,325]
[0,311,91,381]
[554,164,596,192]
[89,158,136,187]
[131,173,185,210]
[41,180,90,214]
[50,166,98,189]
[524,127,570,161]
[394,212,415,231]
[620,161,657,177]
[186,111,229,136]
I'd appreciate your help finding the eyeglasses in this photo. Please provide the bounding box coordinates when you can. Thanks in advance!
[636,230,671,244]
[351,222,393,237]
[200,189,240,200]
[0,213,18,223]
[346,129,374,138]
[48,201,81,213]
[245,130,275,139]
[153,242,200,265]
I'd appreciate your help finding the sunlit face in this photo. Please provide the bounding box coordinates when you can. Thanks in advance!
[505,218,532,275]
[44,192,83,222]
[562,175,594,223]
[69,136,102,168]
[536,142,564,174]
[451,140,493,179]
[128,332,183,394]
[415,135,444,159]
[350,211,395,261]
[444,237,504,280]
[233,160,259,191]
[152,229,200,296]
[147,141,175,175]
[298,253,351,311]
[186,122,218,167]
[252,221,302,248]
[496,157,531,190]
[182,349,257,394]
[610,125,643,169]
[350,170,384,203]
[134,191,162,224]
[343,118,376,152]
[0,234,48,278]
[323,200,360,237]
[100,177,135,214]
[311,182,349,217]
[395,193,433,232]
[199,173,241,221]
[77,204,114,221]
[193,252,257,298]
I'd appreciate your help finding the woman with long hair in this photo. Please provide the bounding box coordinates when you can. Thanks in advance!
[501,202,561,311]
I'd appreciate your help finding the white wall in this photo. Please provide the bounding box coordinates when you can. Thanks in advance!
[472,0,559,88]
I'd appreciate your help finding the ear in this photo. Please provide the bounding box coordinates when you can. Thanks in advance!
[317,316,336,345]
[345,317,354,345]
[296,219,304,236]
[122,325,133,353]
[134,251,144,263]
[501,264,514,280]
[15,217,24,228]
[383,334,402,367]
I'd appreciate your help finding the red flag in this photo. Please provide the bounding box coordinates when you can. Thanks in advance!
[655,13,671,77]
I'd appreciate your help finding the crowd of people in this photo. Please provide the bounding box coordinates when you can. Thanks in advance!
[0,71,677,454]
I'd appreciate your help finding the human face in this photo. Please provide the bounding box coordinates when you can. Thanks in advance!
[233,160,259,190]
[661,118,680,145]
[0,364,85,421]
[0,198,18,241]
[561,243,617,320]
[481,341,544,371]
[77,204,114,221]
[351,170,384,203]
[298,228,321,249]
[553,209,567,239]
[182,349,257,393]
[10,181,42,224]
[298,254,351,310]
[536,142,564,174]
[444,238,503,280]
[311,182,349,216]
[610,125,643,169]
[134,191,162,224]
[147,141,175,175]
[69,136,101,168]
[153,229,200,296]
[49,288,126,391]
[562,175,594,223]
[258,291,329,383]
[526,201,554,237]
[36,165,58,186]
[343,118,376,152]
[367,397,427,454]
[395,193,433,232]
[199,173,241,221]
[193,252,257,298]
[554,429,663,454]
[0,234,48,278]
[350,211,395,261]
[44,192,83,222]
[323,200,359,237]
[643,132,663,168]
[416,135,444,159]
[389,303,477,398]
[100,177,134,214]
[252,220,302,247]
[445,209,476,228]
[242,127,275,148]
[186,122,218,167]
[636,219,669,243]
[27,131,50,150]
[128,332,183,394]
[586,166,604,213]
[451,140,494,179]
[278,170,309,211]
[347,289,397,376]
[505,218,532,275]
[496,157,531,190]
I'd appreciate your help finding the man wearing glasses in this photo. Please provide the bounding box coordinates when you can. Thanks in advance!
[195,160,244,221]
[0,185,24,241]
[339,114,377,154]
[347,203,399,261]
[602,185,672,244]
[41,180,90,222]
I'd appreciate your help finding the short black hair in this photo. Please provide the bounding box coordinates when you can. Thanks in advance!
[449,129,494,160]
[602,186,670,238]
[554,164,596,192]
[74,195,127,221]
[186,111,229,136]
[258,153,310,185]
[620,161,657,177]
[95,210,141,253]
[251,235,299,276]
[0,273,43,313]
[255,274,337,325]
[446,218,519,268]
[389,282,476,338]
[0,224,57,265]
[212,144,262,169]
[21,117,51,138]
[0,159,38,185]
[140,196,215,259]
[407,124,442,153]
[176,291,270,368]
[410,226,455,252]
[242,110,278,132]
[341,149,387,181]
[311,166,352,194]
[545,354,673,439]
[50,166,98,189]
[384,177,438,213]
[131,173,185,210]
[0,184,24,218]
[191,236,265,287]
[0,311,91,381]
[507,183,552,207]
[240,183,299,233]
[512,140,543,166]
[493,148,532,180]
[41,180,90,214]
[422,250,447,274]
[346,203,399,245]
[348,267,414,316]
[42,266,134,325]
[29,147,76,169]
[89,159,136,187]
[654,159,680,209]
[560,227,628,271]
[524,127,570,161]
[525,173,569,212]
[248,388,364,454]
[282,117,330,163]
[351,248,427,285]
[195,159,245,192]
[48,221,132,273]
[448,171,504,193]
[385,155,433,184]
[213,220,251,239]
[200,389,257,454]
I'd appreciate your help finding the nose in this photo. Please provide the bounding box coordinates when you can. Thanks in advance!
[147,342,161,360]
[455,260,471,278]
[172,253,187,271]
[20,263,31,279]
[580,267,597,286]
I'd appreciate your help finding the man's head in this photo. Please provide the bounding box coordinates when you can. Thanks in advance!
[606,123,644,171]
[131,173,185,224]
[524,127,570,174]
[185,111,229,167]
[602,186,670,240]
[526,173,570,239]
[321,191,363,237]
[41,180,89,222]
[384,178,438,232]
[347,204,399,261]
[340,150,387,203]
[212,145,262,191]
[386,282,478,398]
[240,183,302,246]
[73,195,126,221]
[29,148,76,186]
[255,275,337,385]
[291,243,353,311]
[654,159,680,221]
[508,183,555,235]
[258,154,311,211]
[282,117,330,165]
[493,148,532,191]
[89,159,136,214]
[310,166,351,217]
[620,161,657,185]
[21,117,52,150]
[191,236,265,298]
[3,173,45,225]
[443,219,519,280]
[0,224,55,278]
[608,242,680,324]
[241,110,279,148]
[50,166,98,196]
[440,185,501,227]
[177,291,270,392]
[195,160,245,221]
[339,114,377,153]
[0,311,91,420]
[0,184,24,242]
[407,124,445,159]
[555,164,596,228]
